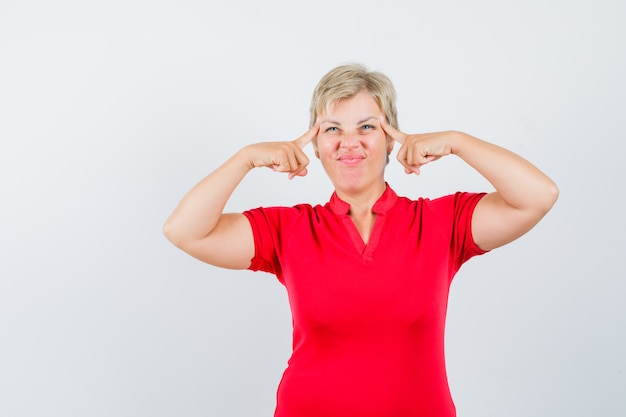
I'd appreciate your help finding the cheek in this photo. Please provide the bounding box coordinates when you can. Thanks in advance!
[363,132,387,149]
[316,135,339,151]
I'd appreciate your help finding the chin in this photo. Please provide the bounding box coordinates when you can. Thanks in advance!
[324,164,385,193]
[332,175,375,193]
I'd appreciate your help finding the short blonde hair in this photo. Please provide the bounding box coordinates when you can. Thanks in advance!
[309,63,398,129]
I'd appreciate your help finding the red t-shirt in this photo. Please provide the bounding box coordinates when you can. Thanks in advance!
[243,185,486,417]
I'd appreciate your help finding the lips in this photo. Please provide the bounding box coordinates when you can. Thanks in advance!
[338,154,365,165]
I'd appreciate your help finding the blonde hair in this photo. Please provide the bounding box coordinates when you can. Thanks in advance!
[309,63,398,129]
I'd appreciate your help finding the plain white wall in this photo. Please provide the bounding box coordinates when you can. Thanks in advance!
[1,0,624,416]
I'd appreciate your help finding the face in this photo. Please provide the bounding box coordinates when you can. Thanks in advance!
[314,91,394,195]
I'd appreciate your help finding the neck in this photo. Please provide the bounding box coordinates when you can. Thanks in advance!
[335,181,387,215]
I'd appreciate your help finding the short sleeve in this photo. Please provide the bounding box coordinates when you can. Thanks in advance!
[428,192,488,271]
[243,205,308,281]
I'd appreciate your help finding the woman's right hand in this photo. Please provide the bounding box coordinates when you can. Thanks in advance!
[241,123,319,179]
[163,123,319,269]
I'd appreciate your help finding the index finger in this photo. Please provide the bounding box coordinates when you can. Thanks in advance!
[379,116,406,144]
[293,121,320,148]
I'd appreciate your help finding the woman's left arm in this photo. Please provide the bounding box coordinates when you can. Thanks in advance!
[449,132,559,251]
[380,120,559,251]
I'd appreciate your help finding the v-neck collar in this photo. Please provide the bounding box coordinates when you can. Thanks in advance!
[327,184,398,260]
[327,183,398,216]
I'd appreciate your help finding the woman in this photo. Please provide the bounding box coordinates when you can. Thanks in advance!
[163,64,558,417]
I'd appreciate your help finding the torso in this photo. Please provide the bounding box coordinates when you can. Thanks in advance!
[243,187,487,417]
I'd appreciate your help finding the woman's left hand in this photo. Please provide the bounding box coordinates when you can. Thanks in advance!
[380,117,456,175]
[382,116,559,251]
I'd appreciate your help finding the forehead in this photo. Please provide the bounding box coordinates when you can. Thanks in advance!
[321,92,382,121]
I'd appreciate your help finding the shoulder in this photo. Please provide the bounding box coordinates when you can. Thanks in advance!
[244,202,317,216]
[390,191,486,227]
[243,202,323,226]
[425,192,486,213]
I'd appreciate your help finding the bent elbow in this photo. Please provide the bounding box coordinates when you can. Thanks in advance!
[544,180,560,211]
[532,180,559,219]
[162,219,183,248]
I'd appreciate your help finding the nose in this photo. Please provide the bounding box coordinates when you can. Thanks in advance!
[340,130,359,148]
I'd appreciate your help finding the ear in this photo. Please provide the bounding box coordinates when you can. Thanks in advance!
[312,138,320,158]
[386,136,394,154]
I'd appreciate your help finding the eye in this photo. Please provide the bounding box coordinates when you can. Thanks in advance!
[360,124,374,130]
[324,126,339,132]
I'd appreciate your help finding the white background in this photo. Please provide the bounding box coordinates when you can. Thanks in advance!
[1,0,624,416]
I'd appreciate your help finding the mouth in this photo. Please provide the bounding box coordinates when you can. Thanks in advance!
[338,155,365,165]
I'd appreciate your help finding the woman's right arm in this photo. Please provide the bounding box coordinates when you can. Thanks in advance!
[163,126,317,269]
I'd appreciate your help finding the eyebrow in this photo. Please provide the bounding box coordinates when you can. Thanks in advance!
[320,116,378,125]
